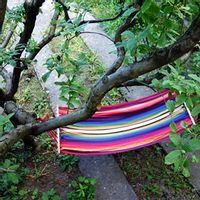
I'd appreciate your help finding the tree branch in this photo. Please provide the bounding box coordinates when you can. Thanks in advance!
[79,10,124,26]
[119,72,165,87]
[28,10,59,60]
[0,24,17,48]
[4,101,38,150]
[4,101,37,125]
[1,13,200,157]
[5,0,45,100]
[55,0,71,22]
[0,0,7,33]
[80,31,114,42]
[0,68,12,92]
[106,9,139,76]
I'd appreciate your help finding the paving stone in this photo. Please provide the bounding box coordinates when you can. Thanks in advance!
[120,86,155,100]
[79,155,138,200]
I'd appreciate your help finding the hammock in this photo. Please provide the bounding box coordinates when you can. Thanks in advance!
[49,89,195,155]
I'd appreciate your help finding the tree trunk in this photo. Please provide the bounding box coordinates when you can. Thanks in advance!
[0,0,7,33]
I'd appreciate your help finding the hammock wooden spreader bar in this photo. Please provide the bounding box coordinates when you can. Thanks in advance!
[49,89,195,155]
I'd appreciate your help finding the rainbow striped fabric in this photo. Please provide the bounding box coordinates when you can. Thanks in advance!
[49,90,195,155]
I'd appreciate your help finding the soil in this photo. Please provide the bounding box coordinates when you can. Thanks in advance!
[115,145,200,200]
[22,146,81,199]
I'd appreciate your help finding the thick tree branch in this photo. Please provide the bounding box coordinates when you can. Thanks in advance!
[1,13,200,157]
[4,101,37,125]
[5,0,45,100]
[0,68,12,92]
[4,101,38,150]
[0,0,7,33]
[119,72,165,87]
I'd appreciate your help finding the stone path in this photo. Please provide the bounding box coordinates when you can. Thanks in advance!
[7,1,138,199]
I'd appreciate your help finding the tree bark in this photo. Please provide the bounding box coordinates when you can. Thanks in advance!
[5,0,45,100]
[0,0,7,33]
[4,101,38,150]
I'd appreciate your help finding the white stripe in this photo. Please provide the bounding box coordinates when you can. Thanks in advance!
[61,105,184,134]
[57,105,61,154]
[184,102,196,125]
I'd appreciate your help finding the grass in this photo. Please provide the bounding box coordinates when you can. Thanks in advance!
[16,68,51,118]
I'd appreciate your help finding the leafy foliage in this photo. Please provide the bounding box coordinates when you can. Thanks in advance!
[0,48,16,67]
[0,1,200,198]
[67,176,96,200]
[6,5,25,23]
[41,188,61,200]
[152,63,200,177]
[58,154,79,172]
[0,157,30,199]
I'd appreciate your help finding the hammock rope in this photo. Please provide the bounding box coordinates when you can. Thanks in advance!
[48,89,196,155]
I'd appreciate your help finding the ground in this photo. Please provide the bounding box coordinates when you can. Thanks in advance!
[116,146,199,200]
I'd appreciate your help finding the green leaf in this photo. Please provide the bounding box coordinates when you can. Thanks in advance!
[192,155,199,163]
[42,71,51,82]
[187,139,200,151]
[180,121,188,129]
[141,0,152,13]
[176,94,187,104]
[182,166,190,177]
[151,79,161,89]
[165,150,182,165]
[170,122,177,133]
[166,100,175,113]
[189,74,200,83]
[191,104,200,116]
[7,173,19,184]
[169,133,181,146]
[55,64,65,77]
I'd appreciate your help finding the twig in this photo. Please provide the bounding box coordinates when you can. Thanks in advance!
[0,167,15,173]
[28,11,60,60]
[80,31,114,42]
[0,24,17,48]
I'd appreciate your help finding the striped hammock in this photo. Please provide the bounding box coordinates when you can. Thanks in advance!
[49,89,195,155]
